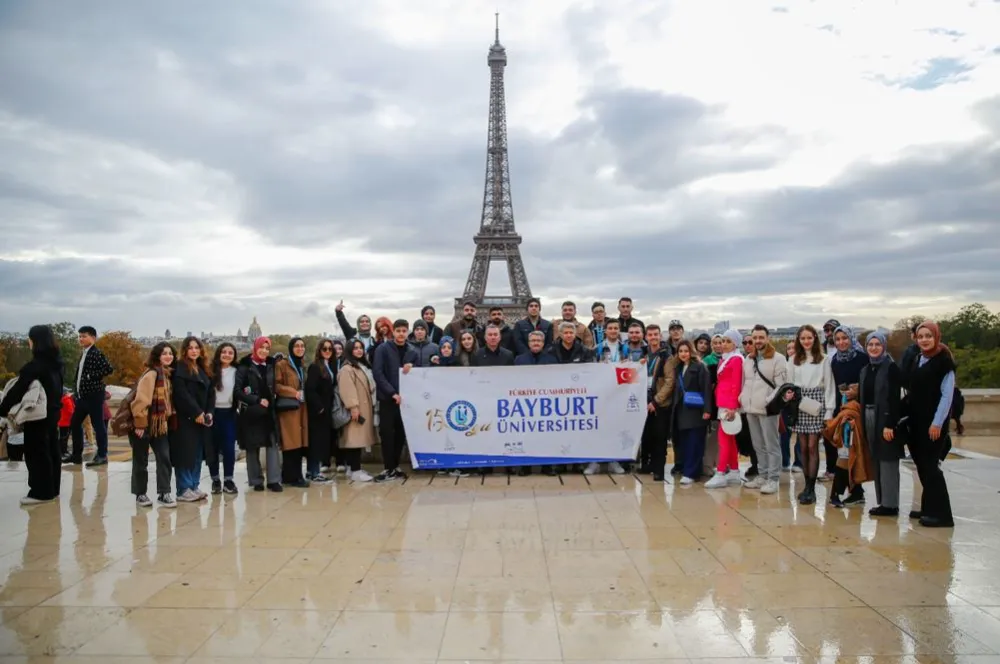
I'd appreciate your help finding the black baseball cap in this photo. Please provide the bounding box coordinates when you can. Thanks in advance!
[823,319,840,330]
[668,319,684,330]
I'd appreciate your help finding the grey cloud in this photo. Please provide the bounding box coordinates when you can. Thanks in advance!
[1,3,998,334]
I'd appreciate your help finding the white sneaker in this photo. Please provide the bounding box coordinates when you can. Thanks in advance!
[583,463,600,475]
[680,476,695,486]
[19,495,53,506]
[608,462,626,475]
[726,470,743,486]
[791,466,803,474]
[448,469,470,478]
[782,466,792,473]
[760,480,779,494]
[336,465,347,473]
[177,489,199,502]
[350,469,374,483]
[744,477,764,490]
[704,472,728,489]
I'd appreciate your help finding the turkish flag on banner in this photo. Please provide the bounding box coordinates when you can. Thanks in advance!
[615,367,638,384]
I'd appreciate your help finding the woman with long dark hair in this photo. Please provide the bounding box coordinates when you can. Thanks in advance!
[0,325,63,505]
[130,342,177,507]
[208,342,239,495]
[904,321,955,527]
[786,324,835,505]
[668,339,713,485]
[456,331,480,367]
[336,338,376,482]
[234,337,282,491]
[171,336,214,502]
[305,339,337,483]
[275,337,310,487]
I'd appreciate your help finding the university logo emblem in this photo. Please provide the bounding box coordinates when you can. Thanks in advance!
[626,393,641,412]
[446,400,478,432]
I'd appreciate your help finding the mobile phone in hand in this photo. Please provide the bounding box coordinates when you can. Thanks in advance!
[357,415,366,425]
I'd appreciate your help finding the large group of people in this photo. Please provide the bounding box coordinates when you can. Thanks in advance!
[0,299,958,528]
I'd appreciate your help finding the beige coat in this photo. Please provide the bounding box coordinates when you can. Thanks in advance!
[337,364,376,449]
[130,369,174,429]
[739,343,788,415]
[275,359,308,451]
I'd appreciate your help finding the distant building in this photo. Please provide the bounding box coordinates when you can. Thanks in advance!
[712,320,731,334]
[248,316,262,344]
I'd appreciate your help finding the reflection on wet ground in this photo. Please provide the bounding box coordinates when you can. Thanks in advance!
[2,457,1000,662]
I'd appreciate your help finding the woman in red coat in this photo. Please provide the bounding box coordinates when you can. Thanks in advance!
[705,329,745,489]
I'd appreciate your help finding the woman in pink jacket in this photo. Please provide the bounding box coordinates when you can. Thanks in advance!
[705,329,745,489]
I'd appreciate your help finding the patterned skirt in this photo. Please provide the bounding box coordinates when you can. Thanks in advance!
[792,386,826,434]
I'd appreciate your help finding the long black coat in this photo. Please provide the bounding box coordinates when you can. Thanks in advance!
[305,361,336,461]
[234,356,278,450]
[171,362,215,468]
[859,361,904,461]
[669,361,714,432]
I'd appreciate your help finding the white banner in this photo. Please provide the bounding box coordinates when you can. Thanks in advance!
[399,363,646,469]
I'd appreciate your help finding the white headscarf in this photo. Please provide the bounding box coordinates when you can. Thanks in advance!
[718,328,744,373]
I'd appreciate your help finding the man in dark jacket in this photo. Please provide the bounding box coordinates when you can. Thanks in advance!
[515,331,559,365]
[67,325,114,466]
[616,297,644,335]
[408,320,439,367]
[409,305,444,344]
[549,321,596,364]
[485,306,517,353]
[373,320,418,483]
[475,325,515,366]
[444,301,485,345]
[513,297,553,355]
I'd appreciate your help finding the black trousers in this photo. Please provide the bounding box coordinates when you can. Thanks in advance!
[823,440,838,474]
[909,429,953,521]
[130,432,173,496]
[70,391,108,460]
[282,448,306,483]
[378,400,406,471]
[342,447,362,472]
[23,420,61,500]
[640,408,669,475]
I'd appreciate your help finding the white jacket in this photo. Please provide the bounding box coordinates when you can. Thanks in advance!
[786,356,836,420]
[1,376,48,430]
[739,345,787,415]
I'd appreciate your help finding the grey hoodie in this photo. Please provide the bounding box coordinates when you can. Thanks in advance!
[408,339,440,368]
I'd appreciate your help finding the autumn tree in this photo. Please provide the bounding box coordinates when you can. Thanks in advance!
[95,331,146,387]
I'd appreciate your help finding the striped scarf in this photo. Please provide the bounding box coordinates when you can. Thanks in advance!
[149,367,169,438]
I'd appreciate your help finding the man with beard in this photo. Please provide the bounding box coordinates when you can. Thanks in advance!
[513,297,553,355]
[335,300,375,353]
[444,301,485,345]
[616,297,644,334]
[486,306,517,353]
[410,305,444,344]
[638,324,672,477]
[623,322,648,362]
[551,301,594,349]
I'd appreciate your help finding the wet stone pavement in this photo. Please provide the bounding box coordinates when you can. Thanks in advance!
[1,455,1000,663]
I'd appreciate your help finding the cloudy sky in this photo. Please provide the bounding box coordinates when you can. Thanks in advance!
[1,0,998,337]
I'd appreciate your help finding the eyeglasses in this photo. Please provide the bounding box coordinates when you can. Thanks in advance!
[321,346,333,352]
[743,340,753,345]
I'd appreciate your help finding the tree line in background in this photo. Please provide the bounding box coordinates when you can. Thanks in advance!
[1,305,999,388]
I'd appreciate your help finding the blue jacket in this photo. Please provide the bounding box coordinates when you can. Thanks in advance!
[513,317,553,355]
[595,339,627,363]
[515,351,559,365]
[373,341,418,401]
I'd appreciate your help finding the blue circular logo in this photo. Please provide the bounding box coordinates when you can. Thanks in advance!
[446,400,477,432]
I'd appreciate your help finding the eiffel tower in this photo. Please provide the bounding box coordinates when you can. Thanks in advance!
[455,14,533,324]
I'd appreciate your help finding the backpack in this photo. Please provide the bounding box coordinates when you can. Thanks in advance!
[108,372,147,437]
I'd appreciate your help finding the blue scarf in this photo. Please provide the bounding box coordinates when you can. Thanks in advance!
[833,325,864,362]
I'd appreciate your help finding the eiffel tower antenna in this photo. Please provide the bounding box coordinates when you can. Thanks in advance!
[455,13,534,323]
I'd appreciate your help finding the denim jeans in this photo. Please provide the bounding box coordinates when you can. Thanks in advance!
[208,407,237,480]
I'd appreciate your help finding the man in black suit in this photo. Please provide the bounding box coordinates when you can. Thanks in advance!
[65,326,114,467]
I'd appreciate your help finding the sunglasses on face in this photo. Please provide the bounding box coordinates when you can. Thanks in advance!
[743,341,752,345]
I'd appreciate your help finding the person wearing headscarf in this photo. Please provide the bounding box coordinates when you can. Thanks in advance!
[859,330,904,517]
[904,321,955,527]
[275,337,310,488]
[705,329,745,489]
[234,336,282,491]
[432,336,457,366]
[336,338,377,482]
[826,325,870,506]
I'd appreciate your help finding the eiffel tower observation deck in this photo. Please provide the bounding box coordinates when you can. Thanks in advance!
[455,14,534,324]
